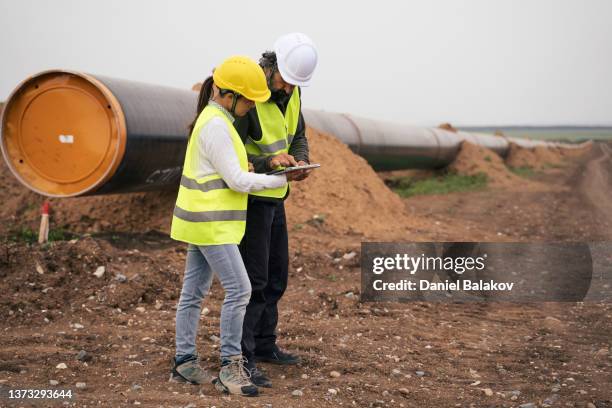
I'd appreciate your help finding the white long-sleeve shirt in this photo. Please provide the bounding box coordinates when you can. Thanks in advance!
[192,104,287,194]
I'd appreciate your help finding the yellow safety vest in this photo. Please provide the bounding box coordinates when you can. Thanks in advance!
[170,104,248,245]
[245,87,300,198]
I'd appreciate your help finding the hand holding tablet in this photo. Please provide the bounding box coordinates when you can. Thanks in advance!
[266,163,321,176]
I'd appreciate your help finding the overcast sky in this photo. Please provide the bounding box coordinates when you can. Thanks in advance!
[1,0,610,126]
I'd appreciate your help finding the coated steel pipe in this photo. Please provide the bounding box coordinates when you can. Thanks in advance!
[1,70,585,196]
[1,70,194,197]
[302,110,587,170]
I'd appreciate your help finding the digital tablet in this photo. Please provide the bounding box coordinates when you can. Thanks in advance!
[266,163,321,175]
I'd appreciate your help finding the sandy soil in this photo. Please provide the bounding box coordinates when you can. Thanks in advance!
[0,134,610,407]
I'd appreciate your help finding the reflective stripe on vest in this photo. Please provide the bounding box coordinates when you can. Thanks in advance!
[245,87,300,198]
[173,207,247,222]
[170,105,248,245]
[179,175,228,192]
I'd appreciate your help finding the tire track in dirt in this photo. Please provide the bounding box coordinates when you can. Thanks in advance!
[578,142,612,239]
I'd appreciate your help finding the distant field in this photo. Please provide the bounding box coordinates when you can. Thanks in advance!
[461,126,612,142]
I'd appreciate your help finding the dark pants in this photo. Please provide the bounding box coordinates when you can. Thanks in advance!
[239,199,289,360]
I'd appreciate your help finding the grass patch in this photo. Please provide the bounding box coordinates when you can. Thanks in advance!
[510,167,536,178]
[9,227,37,244]
[390,172,488,197]
[8,227,74,243]
[48,229,74,242]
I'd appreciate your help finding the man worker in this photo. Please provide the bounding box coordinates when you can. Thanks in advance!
[233,32,318,388]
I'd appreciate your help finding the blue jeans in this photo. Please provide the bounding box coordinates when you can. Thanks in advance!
[175,244,252,358]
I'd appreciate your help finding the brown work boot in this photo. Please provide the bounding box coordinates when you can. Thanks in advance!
[213,355,259,397]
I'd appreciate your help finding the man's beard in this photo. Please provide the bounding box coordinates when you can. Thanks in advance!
[270,88,291,105]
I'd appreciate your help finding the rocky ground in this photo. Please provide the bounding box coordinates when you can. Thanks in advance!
[0,132,610,407]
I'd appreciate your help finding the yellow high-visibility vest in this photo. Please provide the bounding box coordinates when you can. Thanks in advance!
[245,87,300,198]
[170,104,248,245]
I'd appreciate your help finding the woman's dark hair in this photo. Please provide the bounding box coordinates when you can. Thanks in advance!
[187,75,214,137]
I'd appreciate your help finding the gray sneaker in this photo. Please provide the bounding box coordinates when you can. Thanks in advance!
[214,355,258,397]
[170,355,213,385]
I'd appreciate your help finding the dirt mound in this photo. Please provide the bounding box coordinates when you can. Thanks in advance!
[286,128,423,238]
[506,142,591,169]
[438,123,457,132]
[0,127,423,241]
[533,145,564,166]
[558,141,593,158]
[0,159,177,237]
[505,142,541,168]
[448,141,523,187]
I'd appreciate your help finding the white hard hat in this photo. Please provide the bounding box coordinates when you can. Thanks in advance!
[273,32,318,87]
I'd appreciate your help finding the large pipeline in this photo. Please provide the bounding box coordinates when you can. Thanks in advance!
[1,70,585,197]
[302,110,587,170]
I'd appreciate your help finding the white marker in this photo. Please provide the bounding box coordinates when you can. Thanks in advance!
[58,134,74,144]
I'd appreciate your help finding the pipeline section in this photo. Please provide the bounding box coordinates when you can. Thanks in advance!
[1,71,586,197]
[302,110,588,170]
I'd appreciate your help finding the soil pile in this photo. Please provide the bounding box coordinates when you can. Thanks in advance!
[438,123,458,132]
[558,141,593,158]
[0,160,177,236]
[505,142,540,168]
[285,128,422,238]
[533,145,564,166]
[505,142,591,170]
[448,141,523,187]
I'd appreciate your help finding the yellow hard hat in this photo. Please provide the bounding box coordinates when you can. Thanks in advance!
[213,55,271,102]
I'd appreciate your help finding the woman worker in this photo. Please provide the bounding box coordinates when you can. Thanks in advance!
[169,56,286,397]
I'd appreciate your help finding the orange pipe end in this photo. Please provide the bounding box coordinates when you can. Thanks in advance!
[1,70,127,197]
